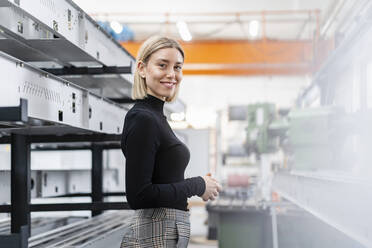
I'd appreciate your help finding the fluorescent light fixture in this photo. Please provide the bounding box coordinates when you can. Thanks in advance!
[170,112,185,122]
[176,21,192,41]
[249,20,260,37]
[110,21,123,34]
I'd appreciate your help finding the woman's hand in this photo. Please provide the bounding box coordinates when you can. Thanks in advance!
[201,173,222,201]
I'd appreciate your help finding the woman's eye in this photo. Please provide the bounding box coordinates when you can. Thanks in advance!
[175,66,182,71]
[159,64,166,68]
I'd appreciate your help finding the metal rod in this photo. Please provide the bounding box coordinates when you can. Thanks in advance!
[44,192,126,198]
[271,206,279,248]
[30,202,129,211]
[41,66,132,76]
[0,134,121,144]
[0,202,130,213]
[91,144,104,216]
[10,134,31,238]
[31,144,121,151]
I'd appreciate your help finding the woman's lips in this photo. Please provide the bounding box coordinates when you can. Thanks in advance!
[161,81,177,89]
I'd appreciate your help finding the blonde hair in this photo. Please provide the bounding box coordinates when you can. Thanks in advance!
[132,36,184,102]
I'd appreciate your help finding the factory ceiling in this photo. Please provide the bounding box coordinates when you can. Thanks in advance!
[73,0,360,75]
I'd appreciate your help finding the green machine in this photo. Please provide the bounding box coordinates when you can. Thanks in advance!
[243,103,289,156]
[244,103,277,155]
[243,103,346,170]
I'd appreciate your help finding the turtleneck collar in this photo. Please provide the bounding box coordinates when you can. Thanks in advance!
[138,94,165,114]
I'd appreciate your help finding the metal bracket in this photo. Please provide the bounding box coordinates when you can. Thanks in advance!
[0,225,28,248]
[0,98,28,122]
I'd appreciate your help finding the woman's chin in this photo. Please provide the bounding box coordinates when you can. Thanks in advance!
[162,91,175,99]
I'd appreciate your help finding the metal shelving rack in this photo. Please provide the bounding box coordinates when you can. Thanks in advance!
[0,0,185,247]
[0,0,186,113]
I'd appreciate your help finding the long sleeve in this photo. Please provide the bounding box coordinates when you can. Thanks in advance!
[121,110,205,210]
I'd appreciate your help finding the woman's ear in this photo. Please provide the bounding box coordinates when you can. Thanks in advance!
[137,61,146,78]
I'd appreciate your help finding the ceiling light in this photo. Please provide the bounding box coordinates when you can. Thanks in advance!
[110,21,123,34]
[176,21,192,41]
[249,20,260,38]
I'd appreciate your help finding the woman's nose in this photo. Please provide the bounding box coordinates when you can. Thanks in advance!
[166,68,176,78]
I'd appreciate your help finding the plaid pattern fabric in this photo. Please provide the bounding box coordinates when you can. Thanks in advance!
[120,208,190,248]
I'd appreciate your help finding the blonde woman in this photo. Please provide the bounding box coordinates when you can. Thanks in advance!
[120,36,221,247]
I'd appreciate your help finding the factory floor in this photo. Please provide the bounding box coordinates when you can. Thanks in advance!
[0,204,218,247]
[189,205,218,248]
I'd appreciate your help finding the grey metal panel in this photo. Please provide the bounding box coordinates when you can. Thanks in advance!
[27,39,96,62]
[0,51,126,134]
[0,39,52,62]
[273,172,372,248]
[63,75,132,98]
[0,0,135,66]
[0,2,11,7]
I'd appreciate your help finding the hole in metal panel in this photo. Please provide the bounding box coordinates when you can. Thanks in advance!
[58,110,63,121]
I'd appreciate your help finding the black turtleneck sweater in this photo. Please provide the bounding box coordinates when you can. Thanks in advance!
[120,94,206,211]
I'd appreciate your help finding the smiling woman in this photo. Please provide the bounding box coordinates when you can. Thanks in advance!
[132,36,185,102]
[137,47,183,101]
[120,36,222,248]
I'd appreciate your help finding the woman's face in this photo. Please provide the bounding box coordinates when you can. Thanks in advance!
[139,48,183,101]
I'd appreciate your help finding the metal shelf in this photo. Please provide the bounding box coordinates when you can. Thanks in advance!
[0,0,134,66]
[0,51,127,135]
[0,0,135,100]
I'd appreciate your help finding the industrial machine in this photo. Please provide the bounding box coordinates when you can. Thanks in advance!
[214,101,369,247]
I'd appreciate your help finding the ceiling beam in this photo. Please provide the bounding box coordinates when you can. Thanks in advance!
[121,40,314,76]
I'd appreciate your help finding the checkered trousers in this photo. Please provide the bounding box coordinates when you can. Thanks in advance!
[120,208,191,248]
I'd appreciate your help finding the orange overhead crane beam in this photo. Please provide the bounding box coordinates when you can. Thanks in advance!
[121,40,314,76]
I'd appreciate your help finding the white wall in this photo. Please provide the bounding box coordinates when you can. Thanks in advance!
[175,129,210,178]
[179,75,310,128]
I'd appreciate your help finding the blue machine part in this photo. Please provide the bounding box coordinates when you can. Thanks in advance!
[97,21,135,41]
